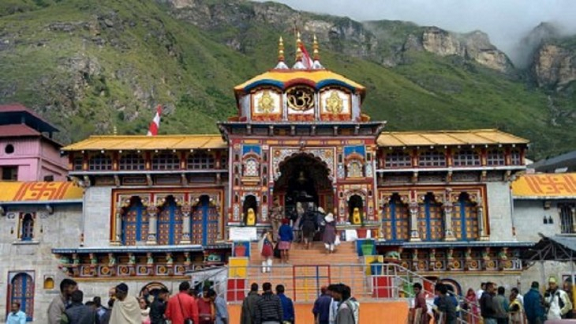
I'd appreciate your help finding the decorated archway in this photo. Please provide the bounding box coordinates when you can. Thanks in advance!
[274,153,333,217]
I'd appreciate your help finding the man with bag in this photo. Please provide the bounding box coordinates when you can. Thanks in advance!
[544,276,573,320]
[166,281,200,324]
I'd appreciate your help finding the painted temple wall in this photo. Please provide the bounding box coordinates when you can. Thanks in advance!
[0,204,81,323]
[83,186,113,247]
[486,182,515,241]
[514,200,564,242]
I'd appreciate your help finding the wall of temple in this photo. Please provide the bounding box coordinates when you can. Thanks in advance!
[83,186,113,247]
[486,182,515,241]
[514,200,566,242]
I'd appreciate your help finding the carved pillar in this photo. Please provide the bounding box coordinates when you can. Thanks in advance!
[181,204,192,244]
[477,203,489,241]
[147,206,158,245]
[114,208,122,245]
[443,201,456,241]
[571,206,576,233]
[409,202,420,242]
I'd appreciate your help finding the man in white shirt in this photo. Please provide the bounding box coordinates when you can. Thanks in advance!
[476,282,486,300]
[6,302,26,324]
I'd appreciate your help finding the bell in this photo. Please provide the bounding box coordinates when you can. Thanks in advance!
[297,171,307,184]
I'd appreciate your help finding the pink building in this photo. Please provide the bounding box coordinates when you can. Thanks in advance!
[0,104,68,181]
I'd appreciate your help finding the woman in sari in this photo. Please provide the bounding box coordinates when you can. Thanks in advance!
[464,288,480,324]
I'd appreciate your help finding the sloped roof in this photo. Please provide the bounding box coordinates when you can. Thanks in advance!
[62,135,226,151]
[0,182,83,204]
[512,173,576,199]
[0,124,41,137]
[377,129,529,147]
[0,103,59,132]
[234,69,366,95]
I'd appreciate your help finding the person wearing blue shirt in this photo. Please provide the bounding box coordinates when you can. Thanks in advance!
[524,281,545,324]
[6,302,26,324]
[276,284,295,324]
[278,218,294,264]
[209,289,229,324]
[313,286,333,324]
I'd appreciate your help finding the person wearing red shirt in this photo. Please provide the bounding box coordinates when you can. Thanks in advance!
[166,281,199,324]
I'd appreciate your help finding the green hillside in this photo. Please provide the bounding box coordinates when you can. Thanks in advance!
[0,0,574,159]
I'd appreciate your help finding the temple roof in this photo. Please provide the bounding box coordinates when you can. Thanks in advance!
[62,135,226,151]
[0,103,59,133]
[377,129,529,147]
[233,69,366,95]
[0,182,83,204]
[512,173,576,199]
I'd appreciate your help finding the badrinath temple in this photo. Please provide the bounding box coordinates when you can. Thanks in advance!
[1,36,575,323]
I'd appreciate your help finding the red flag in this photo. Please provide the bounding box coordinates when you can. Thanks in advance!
[299,43,313,69]
[147,105,162,136]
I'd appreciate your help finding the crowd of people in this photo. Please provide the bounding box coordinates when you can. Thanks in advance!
[411,276,575,324]
[39,278,228,324]
[262,200,339,273]
[239,282,359,324]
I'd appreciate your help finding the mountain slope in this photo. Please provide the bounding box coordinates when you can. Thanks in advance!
[0,0,574,159]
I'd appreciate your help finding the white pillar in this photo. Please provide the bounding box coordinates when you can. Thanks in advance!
[114,209,122,245]
[478,204,488,241]
[443,202,456,241]
[181,204,191,244]
[409,202,421,242]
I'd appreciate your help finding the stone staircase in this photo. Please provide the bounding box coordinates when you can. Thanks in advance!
[247,241,371,302]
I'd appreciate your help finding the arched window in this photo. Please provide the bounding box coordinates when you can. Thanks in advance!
[119,153,145,170]
[486,149,505,166]
[346,160,363,178]
[10,273,34,321]
[20,213,34,241]
[89,154,112,171]
[157,196,183,245]
[243,158,259,177]
[122,197,149,245]
[385,151,412,168]
[452,192,479,241]
[418,151,446,167]
[453,150,480,167]
[417,193,443,241]
[152,153,180,170]
[382,194,409,241]
[187,152,215,169]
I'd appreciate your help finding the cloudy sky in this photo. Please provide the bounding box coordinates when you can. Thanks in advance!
[258,0,576,64]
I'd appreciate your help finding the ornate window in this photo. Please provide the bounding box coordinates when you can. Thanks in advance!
[157,197,183,245]
[88,154,112,171]
[418,151,446,167]
[152,153,180,170]
[119,153,145,171]
[73,156,83,171]
[486,149,505,166]
[346,160,364,178]
[187,152,215,170]
[453,150,480,167]
[10,272,34,321]
[382,194,409,241]
[560,204,575,234]
[191,195,220,245]
[417,193,443,241]
[384,151,412,168]
[452,193,479,241]
[510,150,522,165]
[243,158,259,177]
[122,198,149,245]
[20,213,34,241]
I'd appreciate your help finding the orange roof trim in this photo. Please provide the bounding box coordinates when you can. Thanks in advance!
[377,129,529,147]
[512,173,576,198]
[0,182,83,203]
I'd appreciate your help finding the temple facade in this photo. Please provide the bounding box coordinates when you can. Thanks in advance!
[1,35,565,322]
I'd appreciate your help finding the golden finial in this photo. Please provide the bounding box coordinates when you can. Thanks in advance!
[278,36,285,62]
[313,34,320,61]
[295,31,303,61]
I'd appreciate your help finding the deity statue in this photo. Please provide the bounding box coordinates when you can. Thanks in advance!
[352,207,362,225]
[108,254,116,267]
[246,208,256,226]
[166,253,174,265]
[90,254,97,265]
[128,254,136,265]
[147,253,154,265]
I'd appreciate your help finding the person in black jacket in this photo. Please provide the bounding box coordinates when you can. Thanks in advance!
[255,282,283,324]
[480,282,498,324]
[61,290,99,324]
[150,287,170,324]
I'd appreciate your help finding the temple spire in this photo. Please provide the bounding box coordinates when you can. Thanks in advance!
[275,36,288,69]
[295,31,303,62]
[312,34,324,69]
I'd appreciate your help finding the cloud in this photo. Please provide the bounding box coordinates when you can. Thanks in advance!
[256,0,576,65]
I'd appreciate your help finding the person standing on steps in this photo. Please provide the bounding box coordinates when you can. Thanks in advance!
[259,230,275,273]
[270,198,284,241]
[322,213,337,255]
[301,206,317,250]
[278,219,293,264]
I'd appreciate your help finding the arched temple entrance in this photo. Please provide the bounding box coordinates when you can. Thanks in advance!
[274,153,333,218]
